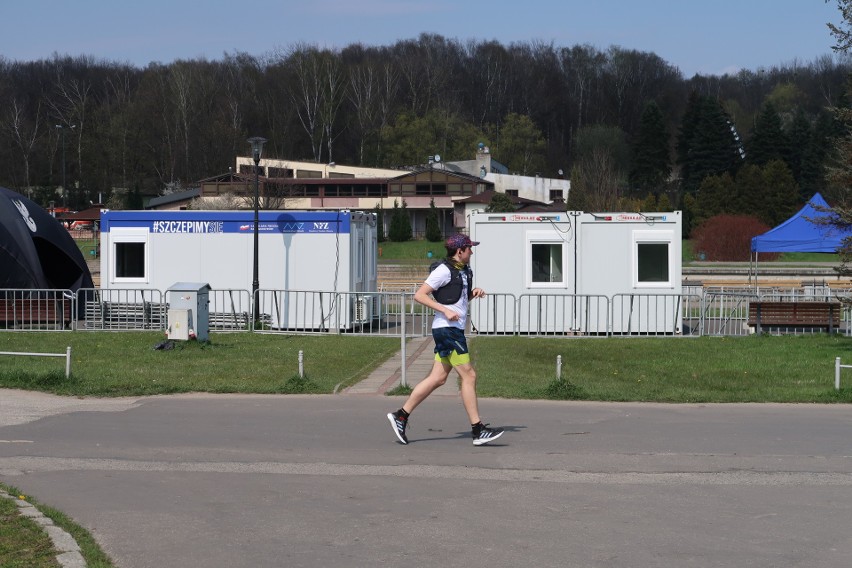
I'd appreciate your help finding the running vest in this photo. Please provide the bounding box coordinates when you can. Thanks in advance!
[429,259,473,305]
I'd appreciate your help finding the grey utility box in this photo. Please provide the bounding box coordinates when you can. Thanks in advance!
[167,282,211,342]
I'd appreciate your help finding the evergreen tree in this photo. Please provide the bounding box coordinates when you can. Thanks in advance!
[629,101,671,195]
[566,164,590,211]
[676,91,702,189]
[639,193,657,211]
[694,172,737,225]
[761,160,799,226]
[677,95,741,194]
[373,204,386,242]
[681,193,698,238]
[425,198,443,241]
[785,108,811,184]
[388,199,412,242]
[799,110,835,199]
[747,101,790,166]
[735,163,766,221]
[486,191,516,212]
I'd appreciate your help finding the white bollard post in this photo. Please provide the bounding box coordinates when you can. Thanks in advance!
[66,346,72,379]
[557,355,562,381]
[298,350,304,378]
[836,357,841,391]
[400,294,407,388]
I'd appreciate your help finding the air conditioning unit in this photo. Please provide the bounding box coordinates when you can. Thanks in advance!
[353,296,369,324]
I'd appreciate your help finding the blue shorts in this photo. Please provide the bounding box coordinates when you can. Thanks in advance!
[432,326,470,366]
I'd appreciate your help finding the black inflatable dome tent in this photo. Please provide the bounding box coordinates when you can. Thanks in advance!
[0,186,94,296]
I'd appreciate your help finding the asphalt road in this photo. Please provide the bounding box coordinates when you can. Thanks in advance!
[2,390,852,568]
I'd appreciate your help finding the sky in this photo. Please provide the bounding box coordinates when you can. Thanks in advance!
[0,0,844,77]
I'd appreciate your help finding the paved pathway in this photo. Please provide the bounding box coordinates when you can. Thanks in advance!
[4,395,852,568]
[343,335,460,397]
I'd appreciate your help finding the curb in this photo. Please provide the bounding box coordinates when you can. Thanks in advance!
[0,488,86,567]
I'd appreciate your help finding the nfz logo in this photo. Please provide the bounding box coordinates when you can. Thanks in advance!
[281,222,305,232]
[313,222,330,231]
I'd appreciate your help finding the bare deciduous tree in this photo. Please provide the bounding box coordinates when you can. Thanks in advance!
[6,98,42,190]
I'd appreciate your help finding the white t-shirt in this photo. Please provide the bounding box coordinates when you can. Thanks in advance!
[425,262,470,330]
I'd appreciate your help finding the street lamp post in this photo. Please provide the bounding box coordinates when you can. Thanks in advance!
[55,124,76,208]
[247,136,267,327]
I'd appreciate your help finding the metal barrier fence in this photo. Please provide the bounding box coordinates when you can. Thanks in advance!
[611,293,701,337]
[77,288,166,331]
[0,289,75,331]
[469,293,517,335]
[3,286,851,338]
[700,291,757,337]
[255,290,429,337]
[208,289,253,331]
[514,294,610,336]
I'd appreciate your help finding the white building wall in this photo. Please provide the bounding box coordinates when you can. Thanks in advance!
[235,157,401,179]
[484,173,570,204]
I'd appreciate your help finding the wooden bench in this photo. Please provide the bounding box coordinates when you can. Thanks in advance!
[0,298,72,329]
[748,301,842,333]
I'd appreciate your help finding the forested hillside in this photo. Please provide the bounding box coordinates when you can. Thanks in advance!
[1,35,849,231]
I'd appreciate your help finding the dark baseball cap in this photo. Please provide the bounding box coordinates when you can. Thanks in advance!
[445,234,480,248]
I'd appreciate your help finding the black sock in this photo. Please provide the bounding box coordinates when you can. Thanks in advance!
[398,408,410,419]
[471,421,482,431]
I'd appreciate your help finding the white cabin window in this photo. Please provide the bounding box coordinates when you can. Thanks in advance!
[526,231,566,288]
[111,228,149,283]
[116,243,145,278]
[532,243,563,283]
[633,231,673,287]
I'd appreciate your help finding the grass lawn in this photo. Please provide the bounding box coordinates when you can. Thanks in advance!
[2,331,852,403]
[378,239,445,260]
[471,334,852,403]
[0,332,400,396]
[1,482,116,567]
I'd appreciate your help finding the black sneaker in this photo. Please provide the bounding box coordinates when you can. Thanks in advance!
[472,423,503,446]
[387,411,408,444]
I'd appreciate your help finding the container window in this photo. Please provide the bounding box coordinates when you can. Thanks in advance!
[637,243,669,282]
[116,242,146,278]
[632,230,674,287]
[110,227,149,284]
[531,243,563,283]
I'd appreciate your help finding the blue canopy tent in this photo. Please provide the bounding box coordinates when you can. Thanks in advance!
[749,193,851,282]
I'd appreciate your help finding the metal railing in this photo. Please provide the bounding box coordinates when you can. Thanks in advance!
[469,293,517,335]
[515,294,610,336]
[611,293,699,337]
[208,289,253,331]
[3,286,851,338]
[0,289,75,331]
[77,288,166,331]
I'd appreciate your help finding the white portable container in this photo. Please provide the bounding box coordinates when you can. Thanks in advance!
[469,210,683,334]
[99,210,378,329]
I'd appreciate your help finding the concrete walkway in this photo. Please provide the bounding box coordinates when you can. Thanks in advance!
[342,335,461,397]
